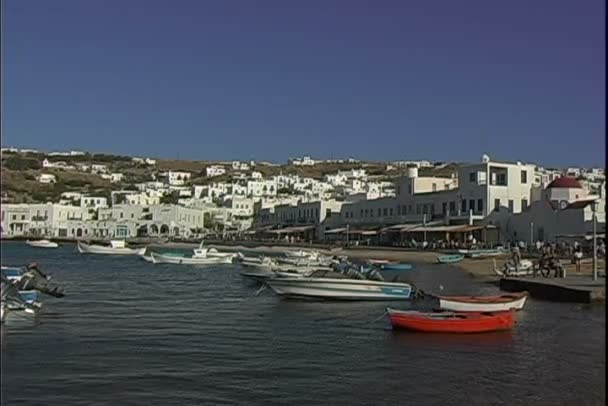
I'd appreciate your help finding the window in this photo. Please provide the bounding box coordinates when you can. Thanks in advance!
[326,209,331,218]
[21,215,25,220]
[442,202,447,214]
[131,213,134,218]
[389,208,393,216]
[397,206,401,215]
[521,170,527,184]
[432,183,437,192]
[521,199,528,210]
[461,200,467,213]
[508,200,514,212]
[469,200,475,214]
[12,215,16,220]
[469,172,476,182]
[449,202,455,213]
[477,199,483,212]
[377,208,381,217]
[494,199,500,210]
[360,209,364,217]
[383,208,388,216]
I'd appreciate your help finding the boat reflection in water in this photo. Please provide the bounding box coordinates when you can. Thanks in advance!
[389,329,514,351]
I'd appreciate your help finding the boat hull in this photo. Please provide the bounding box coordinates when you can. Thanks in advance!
[77,242,146,256]
[266,278,413,300]
[150,252,234,265]
[437,254,464,264]
[387,308,515,333]
[437,292,528,312]
[26,240,59,248]
[379,263,413,271]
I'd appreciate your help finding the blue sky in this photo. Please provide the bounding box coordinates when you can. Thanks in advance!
[2,0,605,167]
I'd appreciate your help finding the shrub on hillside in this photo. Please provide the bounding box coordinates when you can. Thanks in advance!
[3,157,41,171]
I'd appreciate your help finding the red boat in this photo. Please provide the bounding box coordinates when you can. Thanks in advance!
[386,308,515,333]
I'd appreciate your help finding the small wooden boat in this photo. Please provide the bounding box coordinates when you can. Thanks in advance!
[150,252,234,265]
[437,254,464,264]
[378,263,413,271]
[77,241,146,256]
[492,259,534,277]
[387,308,515,333]
[26,239,59,248]
[266,278,413,300]
[436,292,528,312]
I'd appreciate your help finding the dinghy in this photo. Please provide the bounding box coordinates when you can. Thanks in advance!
[436,292,528,312]
[77,240,146,255]
[150,252,234,265]
[377,262,413,271]
[26,239,59,248]
[492,259,534,277]
[437,254,464,264]
[266,277,413,300]
[386,308,515,333]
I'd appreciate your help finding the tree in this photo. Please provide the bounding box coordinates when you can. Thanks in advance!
[160,191,180,204]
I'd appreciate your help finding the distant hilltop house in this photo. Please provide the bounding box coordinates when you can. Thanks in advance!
[36,174,56,184]
[392,160,433,168]
[288,156,317,166]
[91,164,108,174]
[232,161,250,171]
[42,159,75,170]
[48,150,85,156]
[163,171,192,186]
[206,165,226,177]
[132,157,157,165]
[100,173,124,183]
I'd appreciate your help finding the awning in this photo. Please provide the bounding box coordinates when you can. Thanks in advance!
[401,224,490,233]
[324,227,348,234]
[265,225,315,234]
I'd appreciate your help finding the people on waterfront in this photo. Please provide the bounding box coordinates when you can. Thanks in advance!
[511,243,521,267]
[573,245,583,273]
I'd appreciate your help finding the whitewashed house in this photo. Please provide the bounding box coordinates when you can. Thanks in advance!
[206,165,226,177]
[37,174,56,184]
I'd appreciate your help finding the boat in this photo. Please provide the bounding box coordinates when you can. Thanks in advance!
[150,252,234,265]
[77,240,146,256]
[436,292,528,312]
[386,308,515,333]
[26,239,59,248]
[459,248,506,258]
[492,259,534,277]
[284,250,319,259]
[266,277,413,300]
[377,263,413,271]
[240,269,310,280]
[437,254,464,264]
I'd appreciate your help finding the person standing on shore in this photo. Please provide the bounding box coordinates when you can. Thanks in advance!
[573,245,583,273]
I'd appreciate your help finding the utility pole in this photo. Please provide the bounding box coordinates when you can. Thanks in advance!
[423,214,427,244]
[592,201,597,281]
[346,224,350,247]
[530,222,534,247]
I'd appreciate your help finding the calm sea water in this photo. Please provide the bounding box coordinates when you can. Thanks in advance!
[1,241,605,405]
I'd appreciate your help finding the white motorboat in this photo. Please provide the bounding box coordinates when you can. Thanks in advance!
[26,239,59,248]
[77,240,146,256]
[284,250,320,260]
[150,252,234,265]
[265,277,413,300]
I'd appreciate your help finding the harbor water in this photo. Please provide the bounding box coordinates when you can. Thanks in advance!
[1,241,605,405]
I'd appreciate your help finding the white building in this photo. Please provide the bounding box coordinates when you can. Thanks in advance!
[165,171,192,186]
[206,165,226,177]
[91,164,108,174]
[37,174,56,184]
[288,156,317,166]
[232,161,250,171]
[81,196,109,210]
[110,173,124,183]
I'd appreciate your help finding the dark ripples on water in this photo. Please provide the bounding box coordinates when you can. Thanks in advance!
[1,241,605,405]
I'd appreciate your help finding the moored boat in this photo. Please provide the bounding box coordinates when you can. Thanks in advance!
[378,263,413,271]
[436,292,528,312]
[26,239,59,248]
[150,252,234,265]
[437,254,464,264]
[77,240,146,256]
[386,308,515,333]
[266,277,413,300]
